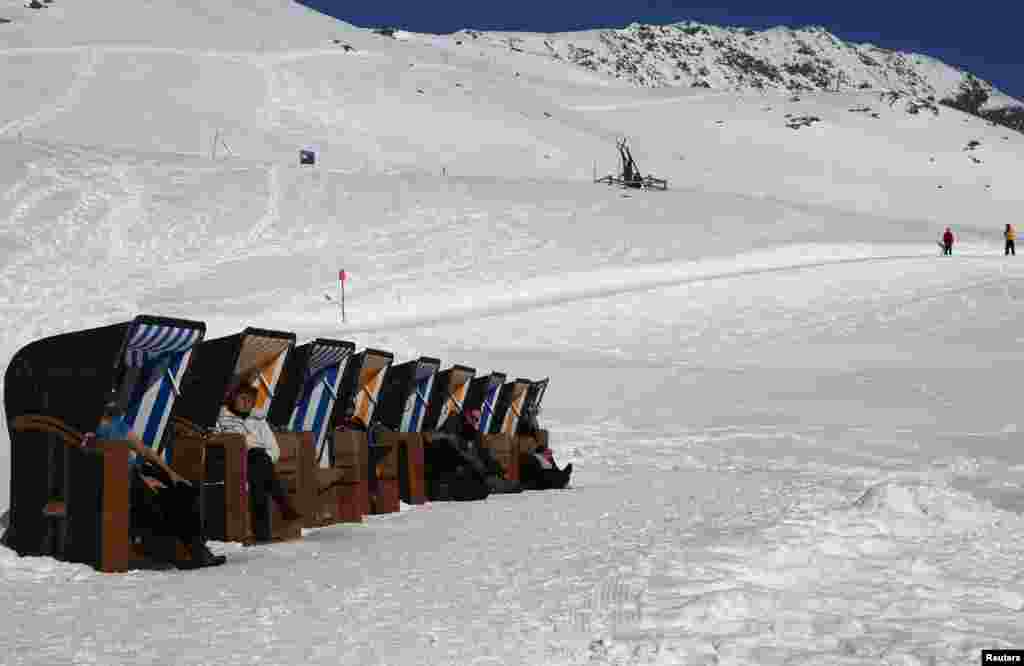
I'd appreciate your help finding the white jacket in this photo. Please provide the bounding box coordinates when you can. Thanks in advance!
[215,407,281,463]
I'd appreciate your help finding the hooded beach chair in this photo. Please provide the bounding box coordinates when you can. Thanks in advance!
[490,378,532,436]
[490,378,533,479]
[464,371,519,480]
[422,365,476,433]
[523,378,550,445]
[420,364,479,498]
[512,378,552,473]
[331,348,394,517]
[171,327,300,543]
[523,378,549,418]
[3,315,205,572]
[465,372,507,439]
[268,338,357,528]
[375,356,441,505]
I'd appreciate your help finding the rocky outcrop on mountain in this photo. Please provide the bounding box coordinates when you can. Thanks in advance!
[940,75,1024,132]
[452,22,1024,133]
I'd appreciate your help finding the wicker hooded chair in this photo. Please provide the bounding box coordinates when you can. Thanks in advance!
[328,348,394,518]
[4,315,205,571]
[267,338,357,528]
[170,327,300,543]
[465,371,518,481]
[375,356,441,506]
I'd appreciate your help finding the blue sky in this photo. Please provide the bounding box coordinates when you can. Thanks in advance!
[300,1,1023,99]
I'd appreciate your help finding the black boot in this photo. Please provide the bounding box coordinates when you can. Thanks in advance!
[141,533,179,566]
[177,539,226,569]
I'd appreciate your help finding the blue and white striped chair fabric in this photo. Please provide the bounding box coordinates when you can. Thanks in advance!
[479,379,503,435]
[288,344,353,467]
[399,361,439,433]
[121,322,204,461]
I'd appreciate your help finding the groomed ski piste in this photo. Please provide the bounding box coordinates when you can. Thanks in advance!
[2,1,1024,663]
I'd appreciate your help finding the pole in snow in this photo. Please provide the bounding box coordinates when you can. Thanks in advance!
[338,269,347,323]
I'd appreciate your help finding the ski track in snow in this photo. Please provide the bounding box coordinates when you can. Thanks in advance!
[294,249,973,336]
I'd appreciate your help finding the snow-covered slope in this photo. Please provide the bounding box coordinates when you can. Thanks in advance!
[0,0,357,49]
[2,3,1024,664]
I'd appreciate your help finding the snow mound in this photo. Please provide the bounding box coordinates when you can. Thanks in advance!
[668,588,780,634]
[851,480,997,526]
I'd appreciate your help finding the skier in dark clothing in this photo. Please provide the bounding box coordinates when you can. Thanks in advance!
[517,411,572,490]
[942,227,954,256]
[1005,224,1016,256]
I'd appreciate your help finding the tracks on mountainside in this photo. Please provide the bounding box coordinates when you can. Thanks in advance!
[308,250,1013,335]
[246,164,280,244]
[0,43,362,143]
[724,271,1023,354]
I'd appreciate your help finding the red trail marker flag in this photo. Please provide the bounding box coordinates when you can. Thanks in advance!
[337,270,347,322]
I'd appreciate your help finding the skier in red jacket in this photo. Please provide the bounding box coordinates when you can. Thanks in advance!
[942,228,954,256]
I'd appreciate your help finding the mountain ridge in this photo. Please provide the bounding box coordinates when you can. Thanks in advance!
[428,21,1024,132]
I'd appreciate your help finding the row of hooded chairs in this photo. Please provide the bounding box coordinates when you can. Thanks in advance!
[2,315,551,572]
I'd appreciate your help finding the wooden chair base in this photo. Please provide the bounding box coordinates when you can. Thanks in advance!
[174,432,314,544]
[392,433,426,505]
[304,431,369,525]
[483,434,519,482]
[308,481,366,525]
[370,480,400,515]
[9,416,134,573]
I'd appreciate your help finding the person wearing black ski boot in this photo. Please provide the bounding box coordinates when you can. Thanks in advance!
[460,408,521,494]
[427,411,491,501]
[517,412,572,491]
[97,399,226,569]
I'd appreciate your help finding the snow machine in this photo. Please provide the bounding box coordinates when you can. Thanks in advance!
[4,315,206,572]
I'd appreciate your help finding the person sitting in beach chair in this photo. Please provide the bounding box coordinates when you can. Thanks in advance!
[428,411,492,501]
[97,399,225,568]
[457,408,521,494]
[216,381,303,542]
[517,412,572,491]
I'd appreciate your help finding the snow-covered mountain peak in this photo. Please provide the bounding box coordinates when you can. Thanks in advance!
[432,20,1022,123]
